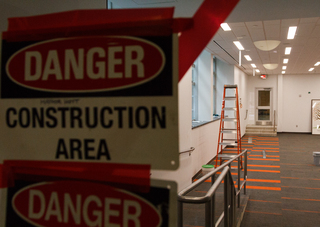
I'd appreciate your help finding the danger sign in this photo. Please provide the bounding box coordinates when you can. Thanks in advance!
[0,18,179,170]
[4,177,176,227]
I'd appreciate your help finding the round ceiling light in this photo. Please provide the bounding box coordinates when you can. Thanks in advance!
[254,40,281,51]
[263,64,278,70]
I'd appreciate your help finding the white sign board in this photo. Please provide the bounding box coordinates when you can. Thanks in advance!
[0,35,179,170]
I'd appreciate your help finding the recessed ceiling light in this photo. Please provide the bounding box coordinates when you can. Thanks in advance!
[233,41,244,50]
[309,68,314,71]
[287,26,297,39]
[251,64,257,68]
[283,59,289,64]
[315,62,320,66]
[256,69,260,72]
[282,66,287,70]
[220,23,231,31]
[285,47,292,55]
[282,71,286,74]
[244,55,252,61]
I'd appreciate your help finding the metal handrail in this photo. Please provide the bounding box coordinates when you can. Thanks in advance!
[179,147,195,156]
[178,149,248,227]
[244,109,248,120]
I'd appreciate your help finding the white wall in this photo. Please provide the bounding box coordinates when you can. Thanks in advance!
[151,67,220,192]
[234,66,249,136]
[282,74,320,132]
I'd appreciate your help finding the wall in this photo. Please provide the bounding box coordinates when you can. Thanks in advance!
[234,66,249,136]
[151,67,220,192]
[282,74,320,132]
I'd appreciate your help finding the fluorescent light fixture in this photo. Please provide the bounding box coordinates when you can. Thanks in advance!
[256,69,260,72]
[251,64,257,68]
[309,68,314,71]
[221,23,231,31]
[283,59,289,64]
[282,71,286,74]
[314,62,320,66]
[282,66,287,70]
[263,64,278,70]
[287,26,297,39]
[233,41,244,50]
[244,55,252,61]
[285,47,292,55]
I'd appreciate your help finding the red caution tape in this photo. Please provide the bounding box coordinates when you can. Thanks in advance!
[0,160,151,193]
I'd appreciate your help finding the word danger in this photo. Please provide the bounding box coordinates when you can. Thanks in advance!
[12,181,160,227]
[6,36,165,92]
[6,106,166,129]
[25,45,144,81]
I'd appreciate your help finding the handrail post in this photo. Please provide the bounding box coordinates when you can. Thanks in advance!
[237,155,241,208]
[177,201,183,227]
[205,200,212,227]
[224,173,229,227]
[211,173,216,225]
[244,151,247,194]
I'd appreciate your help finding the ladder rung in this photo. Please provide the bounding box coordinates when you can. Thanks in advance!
[221,129,237,133]
[221,148,240,152]
[223,139,237,141]
[223,107,237,111]
[219,142,238,146]
[218,154,237,159]
[224,97,236,100]
[223,118,238,122]
[224,85,237,88]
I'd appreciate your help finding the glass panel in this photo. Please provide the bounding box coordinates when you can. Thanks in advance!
[258,91,270,106]
[258,109,270,120]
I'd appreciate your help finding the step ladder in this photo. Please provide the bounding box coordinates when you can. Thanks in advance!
[215,85,243,168]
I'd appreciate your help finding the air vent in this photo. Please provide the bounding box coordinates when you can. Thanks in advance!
[213,40,246,70]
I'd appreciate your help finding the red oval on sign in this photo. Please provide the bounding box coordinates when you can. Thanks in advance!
[6,36,165,92]
[12,181,161,227]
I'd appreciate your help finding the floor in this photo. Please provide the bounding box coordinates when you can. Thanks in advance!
[241,133,320,227]
[182,133,320,227]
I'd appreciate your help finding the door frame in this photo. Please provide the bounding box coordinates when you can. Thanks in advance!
[255,87,273,125]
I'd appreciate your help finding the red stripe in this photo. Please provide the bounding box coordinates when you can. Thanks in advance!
[0,160,150,192]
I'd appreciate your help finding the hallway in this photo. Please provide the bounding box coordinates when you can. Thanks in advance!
[182,133,320,227]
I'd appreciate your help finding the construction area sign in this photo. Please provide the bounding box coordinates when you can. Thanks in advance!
[0,10,179,170]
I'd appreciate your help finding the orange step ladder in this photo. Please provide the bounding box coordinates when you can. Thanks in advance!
[215,85,243,168]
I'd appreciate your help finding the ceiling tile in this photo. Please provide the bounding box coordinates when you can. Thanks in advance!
[311,25,320,37]
[281,18,300,27]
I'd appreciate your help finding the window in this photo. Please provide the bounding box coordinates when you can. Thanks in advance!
[192,50,215,127]
[192,61,198,121]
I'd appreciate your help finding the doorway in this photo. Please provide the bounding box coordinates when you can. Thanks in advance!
[256,88,272,125]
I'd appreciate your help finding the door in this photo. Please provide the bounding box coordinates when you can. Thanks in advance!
[256,88,272,125]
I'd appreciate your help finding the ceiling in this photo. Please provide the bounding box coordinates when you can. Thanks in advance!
[209,18,320,76]
[110,0,320,76]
